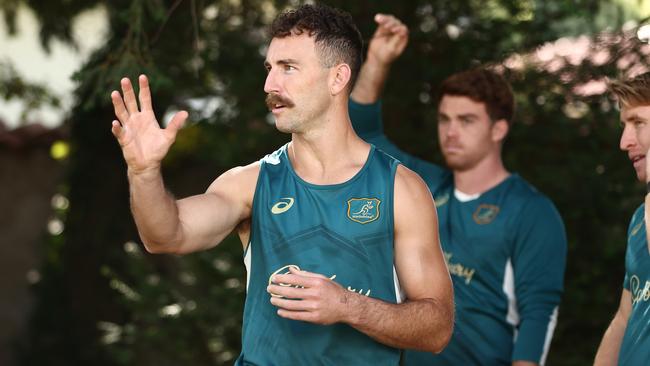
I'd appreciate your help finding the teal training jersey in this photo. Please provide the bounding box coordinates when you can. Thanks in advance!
[350,100,567,365]
[235,143,402,366]
[619,204,650,365]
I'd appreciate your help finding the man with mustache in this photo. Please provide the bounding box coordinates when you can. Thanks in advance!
[349,15,566,366]
[109,4,453,365]
[595,73,650,366]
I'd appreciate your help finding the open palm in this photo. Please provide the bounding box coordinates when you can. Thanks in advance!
[110,75,187,173]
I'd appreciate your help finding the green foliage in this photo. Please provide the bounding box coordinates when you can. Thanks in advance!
[0,60,60,123]
[9,0,650,365]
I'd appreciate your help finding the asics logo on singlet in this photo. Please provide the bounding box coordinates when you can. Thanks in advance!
[271,197,294,214]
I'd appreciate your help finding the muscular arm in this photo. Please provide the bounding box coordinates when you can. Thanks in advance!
[594,290,632,365]
[346,165,454,351]
[129,163,258,254]
[111,75,256,255]
[269,165,454,352]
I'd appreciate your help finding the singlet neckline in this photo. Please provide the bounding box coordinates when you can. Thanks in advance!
[453,173,517,202]
[454,189,480,202]
[282,143,376,190]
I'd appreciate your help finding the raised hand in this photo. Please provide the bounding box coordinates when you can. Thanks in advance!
[366,14,409,67]
[110,75,187,173]
[351,14,409,103]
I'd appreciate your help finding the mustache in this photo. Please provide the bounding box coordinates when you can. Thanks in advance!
[266,93,295,110]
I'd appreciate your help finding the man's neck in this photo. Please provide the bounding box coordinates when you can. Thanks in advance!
[453,155,510,195]
[288,103,369,185]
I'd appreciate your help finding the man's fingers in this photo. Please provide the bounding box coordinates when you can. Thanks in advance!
[272,273,317,288]
[374,13,393,25]
[277,309,313,322]
[166,110,188,135]
[376,14,401,30]
[121,77,140,114]
[270,296,311,311]
[288,266,329,279]
[138,74,153,111]
[390,24,408,36]
[373,14,407,43]
[111,91,129,124]
[111,120,125,142]
[267,283,307,299]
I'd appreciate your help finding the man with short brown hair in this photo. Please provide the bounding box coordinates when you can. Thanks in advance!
[350,14,566,366]
[595,72,650,366]
[110,4,453,365]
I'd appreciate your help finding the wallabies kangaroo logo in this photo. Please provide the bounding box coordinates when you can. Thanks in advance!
[473,204,500,225]
[347,198,381,224]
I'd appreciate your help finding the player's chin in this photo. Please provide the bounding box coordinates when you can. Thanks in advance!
[444,157,469,171]
[275,119,301,134]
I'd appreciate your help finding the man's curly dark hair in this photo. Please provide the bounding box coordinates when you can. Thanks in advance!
[270,3,363,92]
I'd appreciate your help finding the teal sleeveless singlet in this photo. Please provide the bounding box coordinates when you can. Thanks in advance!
[235,143,402,365]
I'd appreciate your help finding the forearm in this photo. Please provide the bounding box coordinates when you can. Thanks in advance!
[594,316,627,365]
[128,167,183,253]
[345,294,453,353]
[351,55,391,104]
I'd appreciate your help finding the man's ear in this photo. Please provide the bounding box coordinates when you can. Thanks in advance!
[330,63,352,95]
[491,119,509,143]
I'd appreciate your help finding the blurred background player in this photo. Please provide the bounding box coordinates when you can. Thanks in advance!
[349,14,567,366]
[594,73,650,366]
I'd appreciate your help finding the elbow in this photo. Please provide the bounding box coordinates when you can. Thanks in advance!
[434,325,454,354]
[423,301,455,354]
[138,226,187,255]
[142,240,172,254]
[143,242,167,254]
[141,236,185,255]
[427,319,454,354]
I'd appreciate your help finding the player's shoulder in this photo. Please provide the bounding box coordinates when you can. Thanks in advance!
[394,164,433,202]
[208,160,261,194]
[505,174,561,217]
[372,145,401,167]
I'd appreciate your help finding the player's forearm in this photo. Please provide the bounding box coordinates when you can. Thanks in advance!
[344,294,453,353]
[351,55,391,104]
[128,167,184,253]
[594,315,627,365]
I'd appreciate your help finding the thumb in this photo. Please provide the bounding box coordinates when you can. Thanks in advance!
[166,110,188,135]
